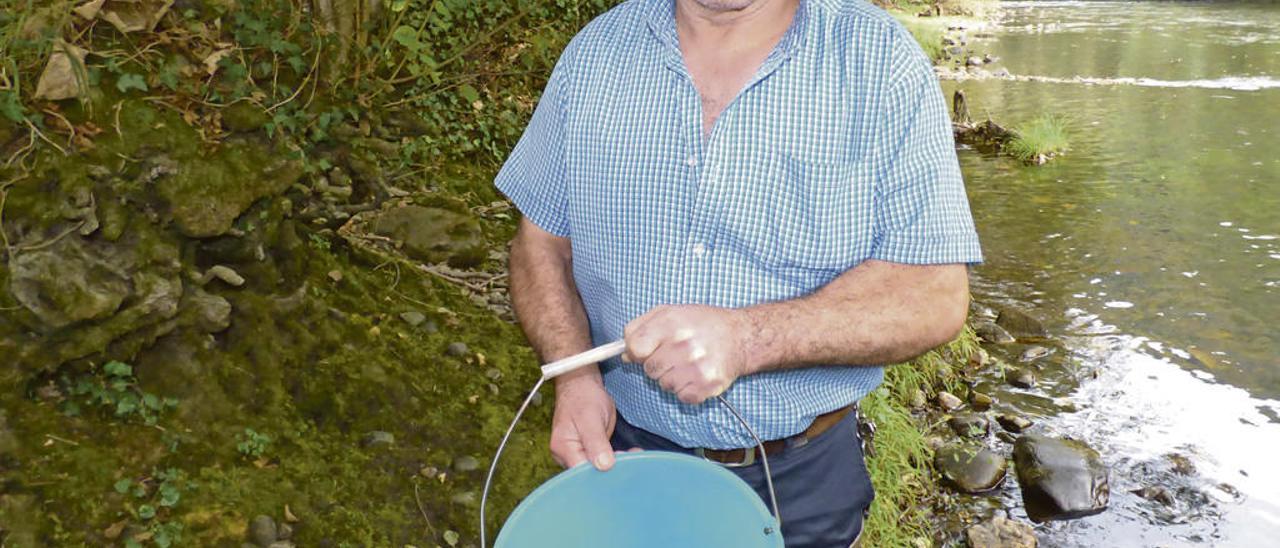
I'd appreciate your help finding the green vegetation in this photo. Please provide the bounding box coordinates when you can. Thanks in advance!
[860,330,978,546]
[892,12,948,61]
[235,428,273,460]
[0,1,991,545]
[1006,114,1072,164]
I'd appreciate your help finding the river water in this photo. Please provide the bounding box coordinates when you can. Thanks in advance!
[944,1,1280,545]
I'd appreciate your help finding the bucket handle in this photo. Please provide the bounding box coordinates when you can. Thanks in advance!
[479,340,781,548]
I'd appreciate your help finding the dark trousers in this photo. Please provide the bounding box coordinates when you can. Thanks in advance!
[610,410,874,548]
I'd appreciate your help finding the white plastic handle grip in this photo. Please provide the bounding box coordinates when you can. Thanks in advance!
[539,340,627,379]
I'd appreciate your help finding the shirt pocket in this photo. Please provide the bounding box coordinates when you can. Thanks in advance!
[718,152,877,276]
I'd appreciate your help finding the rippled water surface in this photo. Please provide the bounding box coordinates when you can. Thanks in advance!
[948,1,1280,545]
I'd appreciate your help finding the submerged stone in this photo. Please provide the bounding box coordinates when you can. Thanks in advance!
[1013,434,1109,522]
[975,322,1016,344]
[936,443,1007,493]
[949,412,990,439]
[995,307,1047,339]
[966,515,1037,548]
[997,414,1034,434]
[1006,368,1036,389]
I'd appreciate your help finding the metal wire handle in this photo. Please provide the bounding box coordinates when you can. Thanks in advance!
[479,341,782,548]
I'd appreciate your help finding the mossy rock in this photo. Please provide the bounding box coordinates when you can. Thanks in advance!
[367,205,486,267]
[155,140,302,238]
[221,102,271,133]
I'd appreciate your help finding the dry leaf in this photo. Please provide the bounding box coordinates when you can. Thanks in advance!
[34,42,89,101]
[284,504,299,523]
[98,0,174,34]
[102,520,127,540]
[74,0,107,20]
[204,47,234,76]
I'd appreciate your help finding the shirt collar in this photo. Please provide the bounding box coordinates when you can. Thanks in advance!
[643,0,811,61]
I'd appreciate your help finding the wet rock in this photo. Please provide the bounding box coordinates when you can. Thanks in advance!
[946,45,964,58]
[1167,453,1196,475]
[1013,434,1109,521]
[949,413,990,439]
[1006,368,1036,389]
[983,54,1001,65]
[975,322,1016,344]
[966,515,1037,548]
[997,414,1034,434]
[937,391,964,411]
[970,391,994,411]
[968,348,990,369]
[453,455,480,473]
[9,236,132,328]
[996,307,1048,339]
[936,444,1007,493]
[1133,485,1175,507]
[1020,346,1053,362]
[248,515,278,547]
[908,388,928,409]
[361,431,395,448]
[367,206,486,267]
[277,522,294,540]
[400,310,426,327]
[992,67,1012,78]
[447,341,469,357]
[997,431,1018,444]
[967,56,986,67]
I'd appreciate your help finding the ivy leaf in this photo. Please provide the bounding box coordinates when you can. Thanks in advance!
[114,479,132,494]
[458,84,480,104]
[443,530,459,547]
[392,26,421,51]
[103,361,133,377]
[138,504,156,520]
[391,0,409,12]
[116,73,149,94]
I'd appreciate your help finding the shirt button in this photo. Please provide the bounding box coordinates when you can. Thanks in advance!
[691,242,707,257]
[685,155,698,167]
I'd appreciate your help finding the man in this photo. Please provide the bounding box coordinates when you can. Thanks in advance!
[497,0,982,545]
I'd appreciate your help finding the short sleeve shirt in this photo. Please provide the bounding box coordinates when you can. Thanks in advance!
[496,0,983,449]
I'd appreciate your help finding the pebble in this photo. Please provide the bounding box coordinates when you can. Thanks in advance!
[485,368,502,381]
[937,391,964,411]
[361,431,395,448]
[1132,485,1175,507]
[205,265,246,287]
[966,515,1037,548]
[909,389,928,409]
[1006,368,1036,389]
[447,342,469,357]
[451,491,478,506]
[248,515,277,547]
[453,455,480,473]
[400,311,426,327]
[327,270,343,282]
[970,391,994,411]
[997,414,1034,433]
[530,391,544,406]
[1020,346,1053,362]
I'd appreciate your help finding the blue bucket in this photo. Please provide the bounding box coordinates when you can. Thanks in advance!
[494,452,783,548]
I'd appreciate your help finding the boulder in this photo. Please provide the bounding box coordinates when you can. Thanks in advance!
[996,307,1048,339]
[1013,434,1109,521]
[966,515,1037,548]
[936,443,1007,493]
[9,236,132,328]
[368,206,485,267]
[155,143,302,238]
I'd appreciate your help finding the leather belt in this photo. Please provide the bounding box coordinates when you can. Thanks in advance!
[694,405,854,467]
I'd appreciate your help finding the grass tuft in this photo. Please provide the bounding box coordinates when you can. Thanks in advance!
[1005,114,1071,164]
[859,329,979,546]
[892,13,947,61]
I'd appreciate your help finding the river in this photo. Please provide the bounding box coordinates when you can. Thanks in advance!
[943,1,1280,546]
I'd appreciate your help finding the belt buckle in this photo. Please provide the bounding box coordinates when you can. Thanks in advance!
[694,447,756,468]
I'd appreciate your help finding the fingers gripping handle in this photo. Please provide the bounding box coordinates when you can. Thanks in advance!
[539,340,628,379]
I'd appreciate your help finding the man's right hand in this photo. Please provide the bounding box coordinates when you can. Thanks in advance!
[550,372,617,471]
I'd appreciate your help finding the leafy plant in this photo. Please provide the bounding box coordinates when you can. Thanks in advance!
[236,427,273,459]
[61,361,178,426]
[114,468,194,547]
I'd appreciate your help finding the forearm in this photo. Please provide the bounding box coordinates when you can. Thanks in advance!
[741,260,970,373]
[508,221,599,388]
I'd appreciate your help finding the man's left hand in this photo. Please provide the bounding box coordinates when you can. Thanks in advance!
[622,305,755,405]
